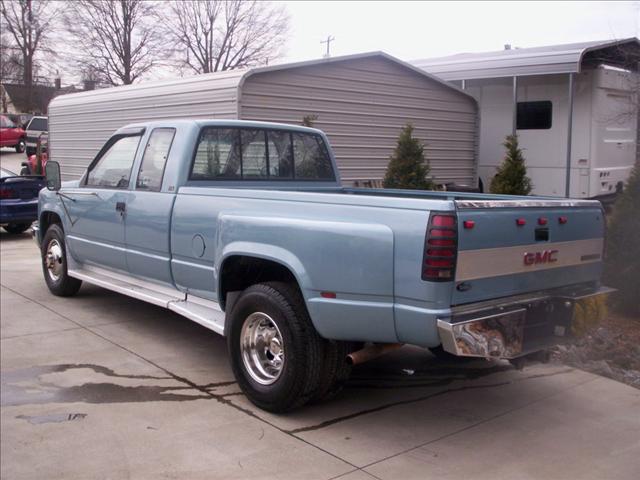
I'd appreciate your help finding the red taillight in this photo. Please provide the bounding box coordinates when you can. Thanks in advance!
[558,216,568,224]
[422,212,457,282]
[516,218,526,226]
[0,187,17,199]
[538,217,548,225]
[432,215,456,227]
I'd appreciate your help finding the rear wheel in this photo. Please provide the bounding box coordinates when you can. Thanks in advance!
[15,138,25,153]
[227,282,324,412]
[310,340,353,403]
[3,223,30,234]
[41,224,82,296]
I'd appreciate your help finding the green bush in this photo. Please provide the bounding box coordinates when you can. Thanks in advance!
[603,161,640,317]
[383,124,434,190]
[490,135,532,195]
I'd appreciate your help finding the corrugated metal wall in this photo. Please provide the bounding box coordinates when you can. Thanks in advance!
[49,70,244,179]
[239,56,478,185]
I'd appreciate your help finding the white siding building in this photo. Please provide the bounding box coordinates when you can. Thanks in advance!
[49,52,478,185]
[413,38,639,199]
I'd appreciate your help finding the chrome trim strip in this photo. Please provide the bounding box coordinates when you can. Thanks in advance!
[456,238,603,282]
[67,235,126,252]
[455,199,602,209]
[171,258,215,271]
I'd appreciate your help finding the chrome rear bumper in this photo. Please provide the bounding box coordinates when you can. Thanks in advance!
[437,285,614,359]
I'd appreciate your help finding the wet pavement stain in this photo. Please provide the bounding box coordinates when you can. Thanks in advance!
[16,413,87,425]
[1,363,212,407]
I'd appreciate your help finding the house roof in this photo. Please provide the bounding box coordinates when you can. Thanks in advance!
[1,83,84,114]
[412,37,640,81]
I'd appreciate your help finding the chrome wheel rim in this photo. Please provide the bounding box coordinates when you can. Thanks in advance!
[240,312,285,385]
[45,239,64,282]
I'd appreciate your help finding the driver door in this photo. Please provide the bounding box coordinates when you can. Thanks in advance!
[63,131,143,273]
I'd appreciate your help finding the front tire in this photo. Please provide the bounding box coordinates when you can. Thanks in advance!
[227,282,324,412]
[41,224,82,296]
[3,223,30,234]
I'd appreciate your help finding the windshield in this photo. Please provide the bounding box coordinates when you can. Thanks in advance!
[1,168,16,178]
[27,117,48,131]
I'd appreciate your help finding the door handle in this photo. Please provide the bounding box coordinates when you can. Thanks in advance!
[115,202,126,215]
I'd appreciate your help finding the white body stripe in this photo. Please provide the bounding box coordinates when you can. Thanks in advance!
[456,238,603,282]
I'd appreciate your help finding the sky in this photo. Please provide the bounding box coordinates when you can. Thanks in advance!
[277,1,640,63]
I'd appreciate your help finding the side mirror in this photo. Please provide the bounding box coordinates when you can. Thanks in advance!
[45,161,61,191]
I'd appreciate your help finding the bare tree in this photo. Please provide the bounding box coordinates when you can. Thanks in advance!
[0,33,23,83]
[65,0,162,86]
[163,0,289,74]
[1,0,56,110]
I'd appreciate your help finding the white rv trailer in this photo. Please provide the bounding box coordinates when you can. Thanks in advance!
[413,38,639,199]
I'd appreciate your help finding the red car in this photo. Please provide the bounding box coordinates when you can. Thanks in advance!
[0,114,26,153]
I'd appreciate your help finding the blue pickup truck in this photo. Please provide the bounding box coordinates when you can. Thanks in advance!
[35,120,610,411]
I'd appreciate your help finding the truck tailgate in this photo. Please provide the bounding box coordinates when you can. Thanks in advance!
[452,199,605,305]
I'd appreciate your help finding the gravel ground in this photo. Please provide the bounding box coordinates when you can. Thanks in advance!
[552,313,640,389]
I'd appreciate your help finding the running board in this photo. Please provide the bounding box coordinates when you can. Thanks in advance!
[68,265,226,336]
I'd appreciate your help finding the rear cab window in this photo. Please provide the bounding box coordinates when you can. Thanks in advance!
[190,127,334,182]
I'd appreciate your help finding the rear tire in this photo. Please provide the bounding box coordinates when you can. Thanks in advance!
[15,139,25,153]
[311,340,353,403]
[41,224,82,296]
[227,282,324,412]
[3,223,30,234]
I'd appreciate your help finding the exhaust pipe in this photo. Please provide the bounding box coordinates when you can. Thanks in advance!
[346,343,403,365]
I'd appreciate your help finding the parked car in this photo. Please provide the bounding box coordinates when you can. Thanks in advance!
[35,119,612,412]
[24,116,48,157]
[21,133,48,176]
[0,115,26,153]
[1,167,45,234]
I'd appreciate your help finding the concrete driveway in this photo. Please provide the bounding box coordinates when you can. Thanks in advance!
[1,197,639,479]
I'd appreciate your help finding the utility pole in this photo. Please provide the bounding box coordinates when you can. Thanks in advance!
[321,35,334,58]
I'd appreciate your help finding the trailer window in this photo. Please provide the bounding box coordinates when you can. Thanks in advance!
[517,101,552,130]
[136,128,175,191]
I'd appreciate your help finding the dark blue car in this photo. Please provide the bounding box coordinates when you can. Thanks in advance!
[0,167,45,234]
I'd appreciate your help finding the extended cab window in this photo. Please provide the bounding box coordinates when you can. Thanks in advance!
[192,128,241,179]
[136,128,175,191]
[86,134,142,188]
[190,127,333,181]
